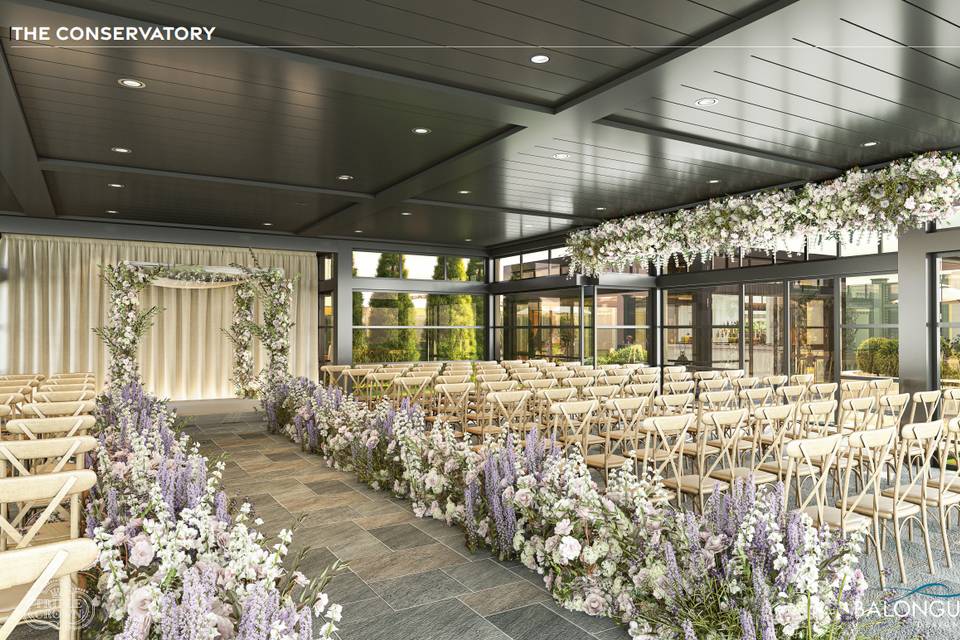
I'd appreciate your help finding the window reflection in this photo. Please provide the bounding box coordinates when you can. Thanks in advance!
[744,282,784,377]
[790,279,835,382]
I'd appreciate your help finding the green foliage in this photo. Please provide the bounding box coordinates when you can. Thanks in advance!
[367,254,420,362]
[855,337,899,377]
[599,343,648,365]
[426,257,478,360]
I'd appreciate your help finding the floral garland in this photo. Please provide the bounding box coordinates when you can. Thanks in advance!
[566,150,960,275]
[97,260,292,397]
[264,377,873,640]
[86,382,343,639]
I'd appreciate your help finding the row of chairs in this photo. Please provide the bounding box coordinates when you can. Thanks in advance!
[0,371,99,636]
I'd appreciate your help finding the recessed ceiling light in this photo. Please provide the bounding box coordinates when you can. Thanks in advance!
[861,141,878,147]
[458,190,471,195]
[707,179,721,184]
[354,229,363,233]
[400,211,412,216]
[552,152,570,160]
[412,127,431,135]
[695,97,719,107]
[464,238,472,242]
[118,78,146,89]
[530,54,550,64]
[262,222,273,226]
[111,146,132,154]
[595,207,606,211]
[337,174,354,181]
[105,209,118,214]
[107,183,124,188]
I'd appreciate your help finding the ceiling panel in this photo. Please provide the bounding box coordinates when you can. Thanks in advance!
[47,0,772,105]
[310,203,580,246]
[45,171,355,232]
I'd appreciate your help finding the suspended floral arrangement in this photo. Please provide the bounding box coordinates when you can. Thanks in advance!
[565,151,960,276]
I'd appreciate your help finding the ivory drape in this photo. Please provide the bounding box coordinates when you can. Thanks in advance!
[0,234,318,400]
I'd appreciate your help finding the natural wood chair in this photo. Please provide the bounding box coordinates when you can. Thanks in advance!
[30,392,95,404]
[561,377,594,399]
[550,399,601,459]
[876,393,910,429]
[790,373,814,387]
[0,538,98,639]
[808,382,838,402]
[320,365,350,387]
[533,388,577,425]
[0,436,98,480]
[36,384,94,394]
[909,390,942,423]
[666,410,727,512]
[699,378,729,393]
[364,372,401,403]
[623,382,658,401]
[795,400,838,438]
[664,372,692,383]
[653,393,694,417]
[4,417,96,441]
[627,413,694,502]
[753,403,802,477]
[664,380,695,395]
[838,397,877,433]
[0,470,96,551]
[395,376,433,406]
[706,408,778,487]
[732,377,760,393]
[632,373,660,385]
[435,374,471,385]
[430,383,472,429]
[19,403,95,420]
[602,396,650,457]
[776,384,807,405]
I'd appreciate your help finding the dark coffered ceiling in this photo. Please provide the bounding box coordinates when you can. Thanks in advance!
[1,0,959,249]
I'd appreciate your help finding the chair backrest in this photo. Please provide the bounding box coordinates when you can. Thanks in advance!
[523,378,557,390]
[353,364,382,371]
[722,369,745,380]
[512,371,543,382]
[0,436,98,478]
[663,366,686,374]
[840,380,868,400]
[19,401,96,419]
[808,382,838,401]
[602,375,628,388]
[653,393,694,416]
[480,380,518,393]
[548,369,575,381]
[0,470,96,550]
[31,390,96,403]
[664,371,692,382]
[537,387,577,405]
[610,396,649,441]
[833,427,898,524]
[790,373,814,386]
[738,387,774,411]
[839,396,877,432]
[694,370,719,381]
[761,375,787,388]
[435,374,471,385]
[623,382,658,400]
[4,416,96,439]
[777,384,807,405]
[877,393,909,429]
[796,399,838,437]
[37,383,95,393]
[784,433,846,524]
[549,400,598,454]
[887,421,943,513]
[632,373,660,384]
[699,378,729,393]
[585,385,619,402]
[561,377,594,393]
[477,373,509,384]
[699,390,735,411]
[664,380,695,395]
[434,383,472,421]
[732,377,759,392]
[396,376,432,403]
[636,413,695,486]
[0,538,98,637]
[0,386,31,397]
[910,390,942,423]
[943,388,960,418]
[637,366,660,376]
[704,408,751,471]
[753,403,798,467]
[0,392,26,409]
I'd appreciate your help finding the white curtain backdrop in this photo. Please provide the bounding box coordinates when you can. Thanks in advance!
[0,234,318,400]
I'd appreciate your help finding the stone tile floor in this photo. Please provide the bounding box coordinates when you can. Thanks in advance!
[186,415,631,640]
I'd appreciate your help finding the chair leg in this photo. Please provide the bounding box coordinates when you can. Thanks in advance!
[921,510,936,575]
[940,505,953,568]
[893,518,908,583]
[59,574,74,640]
[873,523,886,590]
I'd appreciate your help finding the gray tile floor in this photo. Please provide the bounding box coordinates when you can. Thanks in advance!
[187,415,630,640]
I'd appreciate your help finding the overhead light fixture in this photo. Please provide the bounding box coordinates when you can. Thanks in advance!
[552,152,570,160]
[400,211,412,216]
[337,174,354,181]
[707,179,721,184]
[105,209,118,214]
[118,78,146,89]
[530,54,550,64]
[111,146,132,154]
[107,183,124,188]
[696,97,719,107]
[354,229,363,233]
[412,127,431,135]
[861,141,878,147]
[464,238,472,242]
[262,222,273,227]
[458,190,471,195]
[595,207,606,211]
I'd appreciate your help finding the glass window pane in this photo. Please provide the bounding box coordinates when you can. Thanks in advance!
[664,327,694,366]
[790,278,836,382]
[596,291,649,327]
[744,281,785,377]
[522,250,550,279]
[402,254,437,280]
[881,233,898,254]
[500,289,585,362]
[597,328,649,364]
[842,327,898,379]
[940,256,960,324]
[842,274,898,325]
[354,327,424,362]
[319,294,334,364]
[496,255,522,282]
[941,327,960,389]
[353,251,395,278]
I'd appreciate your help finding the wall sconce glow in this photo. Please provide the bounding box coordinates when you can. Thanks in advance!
[707,179,721,184]
[695,97,719,107]
[262,222,273,226]
[458,190,471,195]
[412,127,431,135]
[464,238,472,242]
[595,207,606,211]
[354,229,363,233]
[105,209,118,214]
[400,211,412,216]
[861,141,878,147]
[107,183,124,188]
[111,146,132,154]
[530,54,550,64]
[337,174,354,181]
[118,78,146,89]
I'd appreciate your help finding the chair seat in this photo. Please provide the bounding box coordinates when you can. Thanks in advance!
[584,453,628,469]
[756,459,818,477]
[600,429,632,441]
[662,474,727,495]
[0,581,59,622]
[30,520,72,545]
[706,439,753,451]
[842,494,922,519]
[625,447,672,462]
[464,425,503,436]
[802,506,871,533]
[881,485,960,507]
[928,473,960,491]
[509,422,542,433]
[710,467,778,485]
[680,442,719,456]
[559,434,605,447]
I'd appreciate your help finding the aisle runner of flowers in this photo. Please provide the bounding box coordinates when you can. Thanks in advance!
[566,150,960,275]
[265,377,870,640]
[83,382,342,639]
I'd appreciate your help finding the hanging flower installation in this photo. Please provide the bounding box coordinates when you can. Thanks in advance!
[566,150,960,275]
[97,260,293,397]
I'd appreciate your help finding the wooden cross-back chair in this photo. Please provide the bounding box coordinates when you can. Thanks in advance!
[0,436,98,480]
[623,382,658,402]
[876,393,909,429]
[838,396,877,433]
[36,383,94,394]
[532,387,576,425]
[522,378,557,392]
[663,380,695,395]
[341,369,370,396]
[395,376,433,406]
[909,390,942,423]
[790,373,814,387]
[430,383,473,429]
[668,410,727,512]
[489,390,536,436]
[761,375,787,390]
[511,371,542,383]
[435,374,471,385]
[0,387,31,402]
[561,377,594,399]
[776,384,807,406]
[808,382,838,402]
[627,413,694,502]
[705,408,778,487]
[30,392,95,404]
[19,402,95,420]
[699,378,729,393]
[631,373,660,385]
[0,538,98,640]
[753,403,801,477]
[602,396,649,457]
[664,371,692,383]
[653,393,694,417]
[0,470,96,552]
[550,399,600,459]
[4,417,96,441]
[795,400,838,438]
[320,365,350,387]
[364,372,401,402]
[840,380,869,402]
[732,377,759,393]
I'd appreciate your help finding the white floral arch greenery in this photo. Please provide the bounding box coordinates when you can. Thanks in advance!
[96,259,294,397]
[566,150,960,275]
